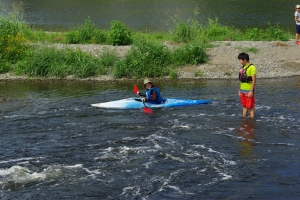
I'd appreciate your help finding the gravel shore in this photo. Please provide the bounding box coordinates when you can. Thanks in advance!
[1,40,299,81]
[178,40,300,79]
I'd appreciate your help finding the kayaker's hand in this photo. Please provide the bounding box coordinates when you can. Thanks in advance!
[141,98,146,102]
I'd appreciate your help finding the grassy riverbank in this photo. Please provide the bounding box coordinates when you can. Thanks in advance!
[0,11,293,80]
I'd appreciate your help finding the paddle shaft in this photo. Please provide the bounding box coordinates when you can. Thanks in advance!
[134,84,153,114]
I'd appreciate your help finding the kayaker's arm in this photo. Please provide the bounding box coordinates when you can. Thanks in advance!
[140,90,157,102]
[137,92,146,97]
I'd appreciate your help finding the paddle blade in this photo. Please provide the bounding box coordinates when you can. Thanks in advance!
[134,84,139,94]
[144,107,153,114]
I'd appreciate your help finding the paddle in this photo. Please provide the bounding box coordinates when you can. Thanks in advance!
[134,84,153,114]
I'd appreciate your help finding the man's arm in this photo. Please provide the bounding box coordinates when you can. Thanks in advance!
[138,92,146,97]
[248,74,256,97]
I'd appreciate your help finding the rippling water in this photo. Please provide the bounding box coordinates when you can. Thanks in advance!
[0,78,300,199]
[0,0,297,31]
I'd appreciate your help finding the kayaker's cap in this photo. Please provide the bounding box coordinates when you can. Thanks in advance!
[296,5,300,8]
[144,79,153,88]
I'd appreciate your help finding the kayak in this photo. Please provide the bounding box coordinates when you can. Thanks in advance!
[91,98,211,109]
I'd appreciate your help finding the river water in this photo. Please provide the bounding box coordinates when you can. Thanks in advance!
[0,77,299,199]
[0,0,297,32]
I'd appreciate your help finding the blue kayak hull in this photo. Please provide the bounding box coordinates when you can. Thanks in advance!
[91,98,211,109]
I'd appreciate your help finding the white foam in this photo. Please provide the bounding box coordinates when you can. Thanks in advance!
[278,115,286,120]
[164,153,185,162]
[0,157,45,164]
[63,164,83,169]
[220,172,232,180]
[0,163,94,188]
[0,165,46,183]
[121,186,141,196]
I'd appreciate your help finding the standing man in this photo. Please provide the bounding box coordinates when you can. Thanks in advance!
[238,52,256,119]
[295,5,300,45]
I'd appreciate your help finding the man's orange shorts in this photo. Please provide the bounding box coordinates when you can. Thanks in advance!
[239,90,255,109]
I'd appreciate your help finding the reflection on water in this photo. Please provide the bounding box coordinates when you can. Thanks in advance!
[236,118,256,157]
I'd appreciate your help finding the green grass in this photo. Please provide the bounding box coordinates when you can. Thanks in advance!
[113,40,207,78]
[0,9,293,79]
[13,47,103,78]
[236,46,259,54]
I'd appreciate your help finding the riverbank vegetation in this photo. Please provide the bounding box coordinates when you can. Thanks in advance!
[0,10,292,79]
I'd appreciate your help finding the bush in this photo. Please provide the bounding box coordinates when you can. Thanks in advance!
[0,59,11,73]
[113,40,170,78]
[172,44,207,65]
[264,23,289,41]
[65,18,107,44]
[14,47,111,78]
[244,24,290,41]
[0,15,30,62]
[172,19,200,43]
[113,40,207,78]
[92,29,107,44]
[201,18,240,41]
[244,28,262,40]
[109,20,132,46]
[0,32,28,62]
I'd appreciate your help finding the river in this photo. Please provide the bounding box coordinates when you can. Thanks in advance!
[0,0,297,32]
[0,77,299,199]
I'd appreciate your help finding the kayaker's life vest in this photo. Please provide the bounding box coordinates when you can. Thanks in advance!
[146,87,163,104]
[239,64,253,83]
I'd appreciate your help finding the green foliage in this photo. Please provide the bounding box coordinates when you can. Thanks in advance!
[109,20,133,46]
[0,11,294,79]
[113,40,170,78]
[97,50,119,74]
[132,31,169,43]
[112,62,129,78]
[236,46,259,54]
[0,32,29,62]
[169,69,178,80]
[244,28,262,40]
[13,47,113,78]
[0,59,11,73]
[92,29,107,44]
[26,30,65,43]
[246,47,259,54]
[170,18,290,43]
[113,41,207,78]
[172,19,200,43]
[243,23,290,41]
[193,69,204,77]
[65,18,107,44]
[0,14,30,62]
[172,44,207,66]
[264,23,290,41]
[201,19,240,41]
[65,18,134,45]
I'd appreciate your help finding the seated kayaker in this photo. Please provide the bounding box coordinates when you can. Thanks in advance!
[137,79,163,104]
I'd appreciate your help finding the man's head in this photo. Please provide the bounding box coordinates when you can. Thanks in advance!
[238,52,250,66]
[238,52,249,61]
[144,79,153,89]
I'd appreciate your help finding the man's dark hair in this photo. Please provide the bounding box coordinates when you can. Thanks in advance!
[238,52,249,61]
